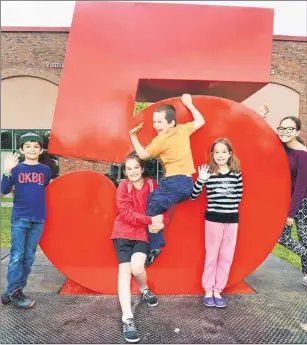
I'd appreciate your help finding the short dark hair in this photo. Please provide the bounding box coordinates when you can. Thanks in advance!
[20,141,43,150]
[154,104,176,125]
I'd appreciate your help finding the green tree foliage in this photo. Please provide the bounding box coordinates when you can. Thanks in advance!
[134,102,152,114]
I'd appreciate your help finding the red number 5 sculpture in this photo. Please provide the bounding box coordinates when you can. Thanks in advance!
[41,2,290,294]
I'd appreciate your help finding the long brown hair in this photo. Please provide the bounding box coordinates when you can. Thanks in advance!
[209,138,241,174]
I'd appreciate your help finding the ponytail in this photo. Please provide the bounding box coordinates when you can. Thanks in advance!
[296,136,305,146]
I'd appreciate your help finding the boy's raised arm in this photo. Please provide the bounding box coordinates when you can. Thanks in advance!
[181,94,205,131]
[129,123,151,160]
[1,152,19,195]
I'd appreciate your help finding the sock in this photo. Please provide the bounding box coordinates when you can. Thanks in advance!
[140,286,148,293]
[122,313,134,323]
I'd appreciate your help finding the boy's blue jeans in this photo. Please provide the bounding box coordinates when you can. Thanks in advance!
[147,175,193,250]
[6,217,45,295]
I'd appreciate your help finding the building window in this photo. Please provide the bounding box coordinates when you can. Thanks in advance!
[36,130,51,150]
[14,130,35,149]
[1,130,13,150]
[2,129,164,184]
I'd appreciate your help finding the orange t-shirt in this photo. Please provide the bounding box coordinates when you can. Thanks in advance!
[146,122,196,177]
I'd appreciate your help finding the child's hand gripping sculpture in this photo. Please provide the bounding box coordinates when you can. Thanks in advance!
[129,122,144,136]
[181,93,193,107]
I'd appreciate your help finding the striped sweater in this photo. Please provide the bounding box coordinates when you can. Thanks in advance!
[191,171,243,223]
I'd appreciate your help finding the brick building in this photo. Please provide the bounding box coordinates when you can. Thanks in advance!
[1,27,307,178]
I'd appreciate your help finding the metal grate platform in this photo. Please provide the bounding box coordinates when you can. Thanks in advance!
[1,250,306,344]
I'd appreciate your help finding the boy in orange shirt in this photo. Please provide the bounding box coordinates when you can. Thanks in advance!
[129,94,206,265]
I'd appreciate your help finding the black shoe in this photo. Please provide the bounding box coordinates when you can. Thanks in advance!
[1,292,11,305]
[123,318,140,343]
[142,288,158,307]
[145,249,162,266]
[10,289,36,309]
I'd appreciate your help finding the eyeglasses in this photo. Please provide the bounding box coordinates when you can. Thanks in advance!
[277,127,296,134]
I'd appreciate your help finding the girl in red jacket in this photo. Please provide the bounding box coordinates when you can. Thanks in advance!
[111,152,164,343]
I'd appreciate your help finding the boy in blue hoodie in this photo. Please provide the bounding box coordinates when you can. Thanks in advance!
[1,133,51,309]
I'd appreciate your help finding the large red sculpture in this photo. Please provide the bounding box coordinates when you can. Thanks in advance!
[42,2,290,294]
[48,1,274,163]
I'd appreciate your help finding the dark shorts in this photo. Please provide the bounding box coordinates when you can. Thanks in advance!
[113,239,149,264]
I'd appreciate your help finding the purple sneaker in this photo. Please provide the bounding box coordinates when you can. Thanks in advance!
[203,296,215,307]
[214,297,227,308]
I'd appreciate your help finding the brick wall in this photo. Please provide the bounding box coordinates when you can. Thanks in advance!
[1,31,307,175]
[1,31,112,175]
[1,31,67,84]
[59,157,111,175]
[271,39,307,141]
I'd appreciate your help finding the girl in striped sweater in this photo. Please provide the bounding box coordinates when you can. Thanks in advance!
[191,138,243,308]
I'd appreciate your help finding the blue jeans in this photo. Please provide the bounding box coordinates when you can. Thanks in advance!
[6,217,45,294]
[147,175,193,250]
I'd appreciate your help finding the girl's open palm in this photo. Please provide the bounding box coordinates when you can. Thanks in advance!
[4,152,20,173]
[198,164,211,181]
[258,104,269,118]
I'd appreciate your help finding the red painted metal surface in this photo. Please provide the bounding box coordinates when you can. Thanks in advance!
[41,2,287,294]
[48,1,274,163]
[60,279,255,295]
[41,96,290,294]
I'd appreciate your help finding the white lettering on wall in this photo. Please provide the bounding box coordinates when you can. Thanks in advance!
[45,62,64,68]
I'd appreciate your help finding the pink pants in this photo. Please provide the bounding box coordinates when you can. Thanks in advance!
[202,220,238,292]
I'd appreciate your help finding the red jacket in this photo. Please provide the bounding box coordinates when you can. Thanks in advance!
[112,177,167,242]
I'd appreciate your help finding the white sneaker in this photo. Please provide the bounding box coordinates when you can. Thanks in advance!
[302,275,307,286]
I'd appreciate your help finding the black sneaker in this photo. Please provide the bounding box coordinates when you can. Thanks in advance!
[123,318,140,343]
[1,292,11,305]
[145,249,161,266]
[142,288,158,307]
[10,289,36,309]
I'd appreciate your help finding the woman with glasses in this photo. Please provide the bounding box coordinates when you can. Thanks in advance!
[259,106,307,286]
